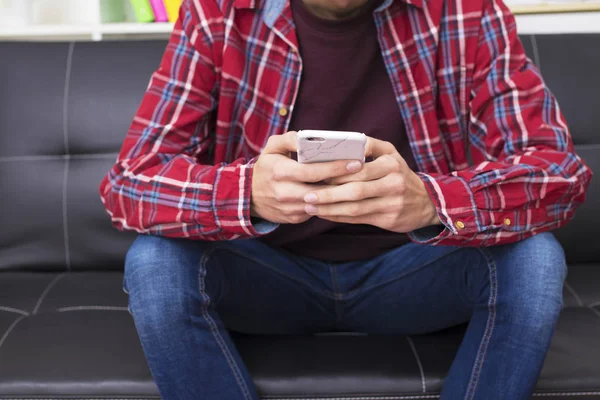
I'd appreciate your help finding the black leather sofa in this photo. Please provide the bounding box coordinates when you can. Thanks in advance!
[1,34,599,400]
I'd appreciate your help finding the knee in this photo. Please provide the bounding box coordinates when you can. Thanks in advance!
[124,235,183,292]
[124,235,208,329]
[498,232,567,328]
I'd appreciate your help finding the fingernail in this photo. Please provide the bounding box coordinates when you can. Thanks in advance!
[305,204,318,214]
[347,161,361,172]
[304,193,318,203]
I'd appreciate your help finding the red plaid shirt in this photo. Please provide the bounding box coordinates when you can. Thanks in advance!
[100,0,592,246]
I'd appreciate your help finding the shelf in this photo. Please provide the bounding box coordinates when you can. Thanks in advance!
[0,25,95,39]
[0,22,174,41]
[100,22,174,35]
[515,11,600,34]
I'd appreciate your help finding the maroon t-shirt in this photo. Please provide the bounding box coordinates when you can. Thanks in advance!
[260,0,418,262]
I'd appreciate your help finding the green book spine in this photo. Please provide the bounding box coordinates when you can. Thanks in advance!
[101,0,126,23]
[129,0,155,22]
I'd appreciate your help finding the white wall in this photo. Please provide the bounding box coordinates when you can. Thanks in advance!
[516,12,600,34]
[0,0,99,26]
[33,0,99,25]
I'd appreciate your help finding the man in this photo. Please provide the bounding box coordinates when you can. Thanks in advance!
[99,0,592,398]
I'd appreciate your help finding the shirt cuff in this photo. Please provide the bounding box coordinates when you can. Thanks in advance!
[250,217,279,235]
[212,158,277,238]
[408,224,448,243]
[409,172,482,244]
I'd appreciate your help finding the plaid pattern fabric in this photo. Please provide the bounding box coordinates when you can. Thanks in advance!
[100,0,592,246]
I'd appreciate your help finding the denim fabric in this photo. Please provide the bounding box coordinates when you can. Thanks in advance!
[123,232,566,400]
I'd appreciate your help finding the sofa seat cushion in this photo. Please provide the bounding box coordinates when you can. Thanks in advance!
[0,268,599,399]
[0,272,157,398]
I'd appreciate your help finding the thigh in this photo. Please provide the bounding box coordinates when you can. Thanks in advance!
[197,239,338,335]
[124,235,338,335]
[338,243,491,335]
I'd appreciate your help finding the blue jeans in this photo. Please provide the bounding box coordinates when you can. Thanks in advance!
[123,232,567,400]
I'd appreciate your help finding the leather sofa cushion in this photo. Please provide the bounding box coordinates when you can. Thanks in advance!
[1,267,599,399]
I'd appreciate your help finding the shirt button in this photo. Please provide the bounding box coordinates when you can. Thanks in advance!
[455,221,465,230]
[278,107,288,117]
[504,218,512,226]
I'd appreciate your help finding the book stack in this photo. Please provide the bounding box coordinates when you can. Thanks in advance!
[130,0,183,23]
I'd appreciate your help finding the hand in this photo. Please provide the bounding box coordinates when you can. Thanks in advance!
[251,131,363,224]
[302,137,441,232]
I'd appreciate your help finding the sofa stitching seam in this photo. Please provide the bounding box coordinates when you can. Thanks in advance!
[564,281,584,307]
[32,274,66,315]
[57,306,129,312]
[61,42,75,272]
[406,336,427,393]
[589,306,600,320]
[0,306,29,316]
[0,315,27,351]
[530,34,542,71]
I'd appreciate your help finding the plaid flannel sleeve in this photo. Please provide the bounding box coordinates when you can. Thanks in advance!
[410,0,592,246]
[99,0,270,240]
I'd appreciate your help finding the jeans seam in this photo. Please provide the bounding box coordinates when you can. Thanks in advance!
[210,246,335,298]
[198,249,254,400]
[464,247,498,400]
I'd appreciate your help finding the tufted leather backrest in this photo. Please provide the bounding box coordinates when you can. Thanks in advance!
[0,41,164,271]
[0,36,597,271]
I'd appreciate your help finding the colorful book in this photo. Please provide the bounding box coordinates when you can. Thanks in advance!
[101,0,127,23]
[164,0,183,23]
[149,0,169,22]
[129,0,155,22]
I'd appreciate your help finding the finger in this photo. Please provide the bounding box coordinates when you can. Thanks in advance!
[365,137,404,163]
[285,214,312,224]
[275,159,363,183]
[305,197,391,217]
[258,204,311,225]
[273,181,331,202]
[280,202,311,216]
[262,131,298,155]
[328,154,400,185]
[304,180,385,204]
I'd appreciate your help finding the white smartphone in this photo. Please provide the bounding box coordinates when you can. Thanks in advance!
[296,130,367,164]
